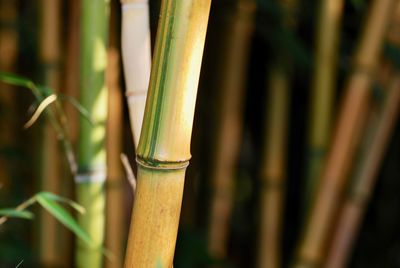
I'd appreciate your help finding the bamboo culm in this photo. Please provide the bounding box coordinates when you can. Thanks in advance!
[76,0,109,267]
[124,0,212,266]
[294,0,397,266]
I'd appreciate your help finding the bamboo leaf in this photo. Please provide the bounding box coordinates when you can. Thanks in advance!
[24,94,58,129]
[34,193,93,246]
[0,209,34,220]
[0,72,34,89]
[36,192,85,214]
[57,94,94,125]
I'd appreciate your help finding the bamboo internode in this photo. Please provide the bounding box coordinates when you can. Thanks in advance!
[120,0,151,147]
[294,0,397,266]
[124,0,212,266]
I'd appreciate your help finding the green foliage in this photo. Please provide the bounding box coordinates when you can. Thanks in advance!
[0,209,34,220]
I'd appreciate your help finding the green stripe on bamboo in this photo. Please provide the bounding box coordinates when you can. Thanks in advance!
[76,0,109,267]
[294,0,397,266]
[124,0,212,266]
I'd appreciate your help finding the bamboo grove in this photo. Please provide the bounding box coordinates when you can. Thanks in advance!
[1,0,400,267]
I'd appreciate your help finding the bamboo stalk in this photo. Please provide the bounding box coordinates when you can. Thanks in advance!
[294,0,397,266]
[75,0,109,267]
[105,2,126,266]
[207,0,256,260]
[120,0,152,147]
[0,0,18,195]
[124,0,212,266]
[38,0,63,266]
[324,75,400,268]
[258,67,290,268]
[304,0,344,215]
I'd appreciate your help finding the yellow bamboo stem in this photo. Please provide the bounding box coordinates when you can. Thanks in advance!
[207,0,256,260]
[304,0,344,215]
[294,0,397,266]
[258,67,290,268]
[124,0,212,266]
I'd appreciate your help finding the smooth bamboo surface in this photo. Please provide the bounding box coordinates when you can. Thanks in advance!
[38,0,64,266]
[294,0,396,266]
[325,76,400,268]
[304,0,344,214]
[207,0,255,259]
[258,67,290,268]
[121,0,152,147]
[76,0,109,267]
[124,0,212,266]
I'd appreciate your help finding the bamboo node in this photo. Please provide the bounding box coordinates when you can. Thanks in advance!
[121,1,148,11]
[136,156,189,170]
[75,168,107,183]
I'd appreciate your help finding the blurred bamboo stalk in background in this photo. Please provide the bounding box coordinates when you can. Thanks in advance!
[325,5,400,266]
[258,67,290,268]
[207,0,255,260]
[124,0,212,265]
[0,0,18,196]
[304,0,344,215]
[294,0,396,266]
[105,1,126,267]
[120,0,152,147]
[325,75,400,268]
[76,0,109,266]
[257,1,296,267]
[38,0,64,266]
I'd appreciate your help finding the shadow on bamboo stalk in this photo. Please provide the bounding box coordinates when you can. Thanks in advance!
[75,0,109,267]
[124,0,212,266]
[293,0,397,266]
[207,0,256,261]
[303,0,344,217]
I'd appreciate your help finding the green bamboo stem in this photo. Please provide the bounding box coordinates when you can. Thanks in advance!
[258,67,290,268]
[38,0,64,266]
[294,0,396,266]
[120,0,152,147]
[124,0,212,266]
[304,0,344,215]
[76,0,109,267]
[207,0,256,259]
[325,75,400,268]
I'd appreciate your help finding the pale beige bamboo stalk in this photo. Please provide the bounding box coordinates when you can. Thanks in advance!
[325,75,400,268]
[258,67,290,268]
[38,0,64,266]
[120,0,152,147]
[124,0,212,266]
[294,0,397,266]
[304,0,344,215]
[207,0,256,259]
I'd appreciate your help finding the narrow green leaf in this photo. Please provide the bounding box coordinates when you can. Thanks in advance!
[0,72,34,89]
[35,194,93,246]
[58,94,94,125]
[0,209,34,220]
[36,191,86,214]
